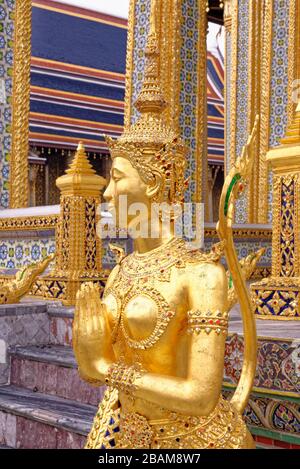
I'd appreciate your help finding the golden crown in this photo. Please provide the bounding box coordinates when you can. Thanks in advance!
[105,1,188,205]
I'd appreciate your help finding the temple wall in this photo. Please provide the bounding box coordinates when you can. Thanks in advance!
[266,0,294,222]
[0,232,55,270]
[0,206,132,272]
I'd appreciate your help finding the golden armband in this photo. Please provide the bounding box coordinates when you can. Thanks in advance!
[187,310,229,335]
[105,362,144,396]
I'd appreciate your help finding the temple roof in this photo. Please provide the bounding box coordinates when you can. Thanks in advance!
[29,0,224,164]
[29,0,126,152]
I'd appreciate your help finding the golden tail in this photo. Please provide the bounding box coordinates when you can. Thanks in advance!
[217,115,259,414]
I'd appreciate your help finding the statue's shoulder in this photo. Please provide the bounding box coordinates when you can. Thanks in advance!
[178,240,225,267]
[181,243,227,292]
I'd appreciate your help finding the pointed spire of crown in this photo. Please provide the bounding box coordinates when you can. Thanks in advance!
[104,0,187,205]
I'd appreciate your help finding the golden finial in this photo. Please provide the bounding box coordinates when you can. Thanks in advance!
[66,141,96,176]
[56,141,106,196]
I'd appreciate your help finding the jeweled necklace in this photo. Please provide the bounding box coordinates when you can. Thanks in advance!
[121,237,185,280]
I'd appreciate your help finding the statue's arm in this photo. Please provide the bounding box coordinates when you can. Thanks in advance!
[130,262,227,416]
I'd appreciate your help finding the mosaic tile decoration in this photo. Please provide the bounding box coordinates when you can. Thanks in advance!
[269,0,290,147]
[0,0,14,209]
[223,388,300,438]
[180,0,201,210]
[102,237,133,268]
[225,31,231,175]
[234,0,249,224]
[0,232,132,271]
[224,334,300,395]
[245,396,300,436]
[0,228,269,273]
[225,1,292,225]
[0,235,55,269]
[0,230,269,272]
[235,0,249,158]
[130,0,151,125]
[268,0,291,223]
[267,171,273,223]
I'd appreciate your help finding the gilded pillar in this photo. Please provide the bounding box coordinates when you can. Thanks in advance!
[251,104,300,319]
[9,0,31,208]
[125,0,208,217]
[226,0,297,224]
[0,0,21,208]
[31,142,108,305]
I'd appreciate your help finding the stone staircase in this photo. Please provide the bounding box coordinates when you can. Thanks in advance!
[0,302,105,449]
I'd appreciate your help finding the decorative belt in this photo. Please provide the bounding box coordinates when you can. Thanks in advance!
[116,398,247,449]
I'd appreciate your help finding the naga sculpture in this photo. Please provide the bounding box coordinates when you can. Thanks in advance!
[0,254,54,304]
[73,0,259,449]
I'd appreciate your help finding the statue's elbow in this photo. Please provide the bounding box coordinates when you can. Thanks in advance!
[185,385,220,417]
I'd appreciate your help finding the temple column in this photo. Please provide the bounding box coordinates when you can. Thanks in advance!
[0,1,15,209]
[9,0,31,208]
[251,103,300,319]
[225,0,298,224]
[125,0,208,218]
[250,0,300,319]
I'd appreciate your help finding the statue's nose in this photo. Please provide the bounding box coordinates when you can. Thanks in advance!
[103,180,113,202]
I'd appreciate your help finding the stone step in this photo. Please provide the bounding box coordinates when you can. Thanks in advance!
[0,301,50,385]
[9,345,105,406]
[48,304,74,346]
[0,385,96,448]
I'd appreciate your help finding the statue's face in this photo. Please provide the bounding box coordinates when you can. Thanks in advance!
[103,156,151,228]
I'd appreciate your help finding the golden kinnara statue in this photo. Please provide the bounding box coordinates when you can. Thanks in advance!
[73,1,258,449]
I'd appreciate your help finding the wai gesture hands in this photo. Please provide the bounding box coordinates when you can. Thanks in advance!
[73,282,114,383]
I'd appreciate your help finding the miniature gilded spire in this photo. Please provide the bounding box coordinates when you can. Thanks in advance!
[56,141,106,197]
[66,141,96,176]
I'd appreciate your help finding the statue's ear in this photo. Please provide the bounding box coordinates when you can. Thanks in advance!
[145,169,163,199]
